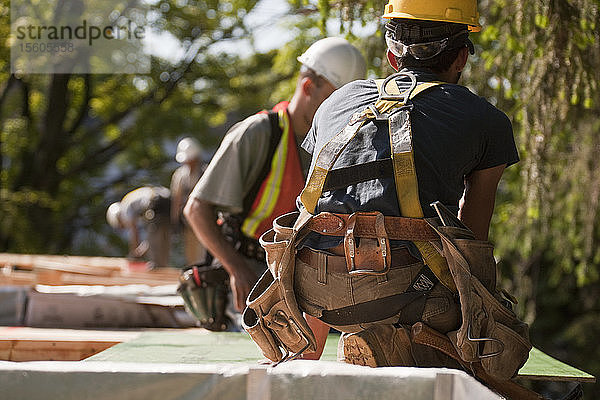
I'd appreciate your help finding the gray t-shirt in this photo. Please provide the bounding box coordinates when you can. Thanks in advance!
[302,68,519,218]
[191,114,272,214]
[191,111,311,215]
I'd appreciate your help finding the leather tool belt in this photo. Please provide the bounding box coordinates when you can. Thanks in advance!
[307,211,438,241]
[306,211,436,275]
[297,246,419,274]
[243,209,440,362]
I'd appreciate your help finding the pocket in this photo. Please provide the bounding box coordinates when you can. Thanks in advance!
[481,321,532,380]
[259,229,289,278]
[247,270,282,313]
[263,299,308,354]
[421,293,460,334]
[453,239,496,292]
[273,211,299,241]
[293,257,334,310]
[242,307,283,362]
[472,278,521,328]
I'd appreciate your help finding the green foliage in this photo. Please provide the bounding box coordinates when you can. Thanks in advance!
[470,0,600,394]
[0,0,285,253]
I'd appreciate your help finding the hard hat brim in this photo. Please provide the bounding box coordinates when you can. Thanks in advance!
[382,13,481,32]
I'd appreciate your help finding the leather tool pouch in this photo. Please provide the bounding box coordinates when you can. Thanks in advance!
[428,219,532,381]
[259,212,297,277]
[343,211,391,275]
[243,269,312,362]
[178,263,230,331]
[242,211,317,363]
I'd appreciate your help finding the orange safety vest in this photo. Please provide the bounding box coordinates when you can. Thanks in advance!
[241,101,305,239]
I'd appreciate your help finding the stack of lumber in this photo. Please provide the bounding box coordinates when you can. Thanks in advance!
[0,253,180,286]
[0,327,141,361]
[0,253,194,329]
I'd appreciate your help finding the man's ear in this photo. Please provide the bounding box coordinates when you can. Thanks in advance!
[301,77,314,96]
[386,49,399,71]
[454,47,469,72]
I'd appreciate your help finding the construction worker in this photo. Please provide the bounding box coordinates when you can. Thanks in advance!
[171,137,207,265]
[107,186,171,268]
[293,0,520,365]
[184,37,367,313]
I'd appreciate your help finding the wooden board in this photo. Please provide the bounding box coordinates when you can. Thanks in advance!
[0,253,128,271]
[0,252,181,287]
[0,327,142,361]
[87,330,265,364]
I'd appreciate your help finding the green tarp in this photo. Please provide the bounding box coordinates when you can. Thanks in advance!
[87,330,594,383]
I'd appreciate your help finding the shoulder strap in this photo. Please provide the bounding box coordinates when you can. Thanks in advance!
[243,111,284,217]
[300,76,441,214]
[382,79,456,292]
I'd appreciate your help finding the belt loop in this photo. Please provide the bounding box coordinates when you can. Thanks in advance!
[317,251,327,285]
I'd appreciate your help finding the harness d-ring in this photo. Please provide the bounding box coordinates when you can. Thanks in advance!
[378,72,418,102]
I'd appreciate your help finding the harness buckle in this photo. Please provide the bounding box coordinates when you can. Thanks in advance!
[344,211,391,275]
[368,104,391,121]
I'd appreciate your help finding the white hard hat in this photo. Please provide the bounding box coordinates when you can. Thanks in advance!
[106,202,122,229]
[175,137,202,163]
[297,37,367,89]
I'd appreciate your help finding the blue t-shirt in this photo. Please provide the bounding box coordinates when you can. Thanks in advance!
[302,68,519,219]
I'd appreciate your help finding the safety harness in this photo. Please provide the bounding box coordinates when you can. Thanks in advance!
[300,72,456,292]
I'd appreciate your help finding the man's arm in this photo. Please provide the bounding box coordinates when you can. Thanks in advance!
[458,164,506,241]
[125,221,149,257]
[184,197,258,311]
[170,171,183,226]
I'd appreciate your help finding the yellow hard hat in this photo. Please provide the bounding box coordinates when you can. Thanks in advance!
[382,0,481,32]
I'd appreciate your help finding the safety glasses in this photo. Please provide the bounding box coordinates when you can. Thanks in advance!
[385,30,468,60]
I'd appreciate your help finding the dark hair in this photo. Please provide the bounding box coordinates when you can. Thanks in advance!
[387,18,470,74]
[299,65,327,88]
[396,47,463,74]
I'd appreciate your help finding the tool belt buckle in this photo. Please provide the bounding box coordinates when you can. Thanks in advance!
[344,211,391,275]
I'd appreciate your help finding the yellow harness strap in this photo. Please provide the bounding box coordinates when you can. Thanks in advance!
[380,79,456,292]
[300,76,456,292]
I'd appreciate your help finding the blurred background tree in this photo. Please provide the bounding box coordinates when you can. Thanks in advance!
[1,0,289,256]
[1,0,599,395]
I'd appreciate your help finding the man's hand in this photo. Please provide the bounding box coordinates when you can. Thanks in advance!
[132,240,149,258]
[228,260,259,311]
